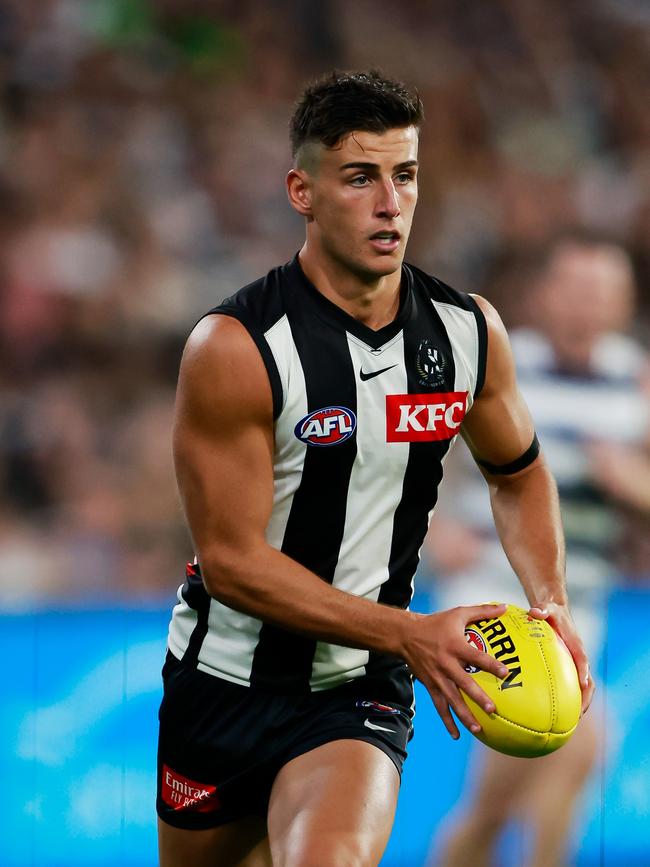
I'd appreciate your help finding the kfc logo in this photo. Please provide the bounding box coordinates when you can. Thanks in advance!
[386,392,467,442]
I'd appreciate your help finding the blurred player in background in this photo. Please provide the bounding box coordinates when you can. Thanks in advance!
[157,71,593,867]
[426,233,649,867]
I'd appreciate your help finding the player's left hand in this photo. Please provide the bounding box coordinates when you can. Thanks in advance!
[527,602,594,714]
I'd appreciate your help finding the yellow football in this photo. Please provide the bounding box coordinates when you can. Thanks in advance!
[461,604,581,758]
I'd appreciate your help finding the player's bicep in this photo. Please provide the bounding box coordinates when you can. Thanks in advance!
[462,296,537,473]
[173,315,275,567]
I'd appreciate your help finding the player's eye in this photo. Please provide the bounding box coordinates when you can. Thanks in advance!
[350,175,371,186]
[395,172,415,184]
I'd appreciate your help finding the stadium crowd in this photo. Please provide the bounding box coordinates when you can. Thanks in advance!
[0,0,648,607]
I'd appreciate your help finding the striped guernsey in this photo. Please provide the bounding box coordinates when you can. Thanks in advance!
[167,254,487,693]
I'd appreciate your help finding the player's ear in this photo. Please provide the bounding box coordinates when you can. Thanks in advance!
[286,169,313,217]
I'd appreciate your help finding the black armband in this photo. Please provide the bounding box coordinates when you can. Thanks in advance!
[476,434,540,475]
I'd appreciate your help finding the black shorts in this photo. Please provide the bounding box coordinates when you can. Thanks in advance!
[157,651,414,830]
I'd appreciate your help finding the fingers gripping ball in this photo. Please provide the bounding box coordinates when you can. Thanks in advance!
[462,605,581,758]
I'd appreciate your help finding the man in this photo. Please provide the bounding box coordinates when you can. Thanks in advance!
[157,71,593,867]
[426,234,645,867]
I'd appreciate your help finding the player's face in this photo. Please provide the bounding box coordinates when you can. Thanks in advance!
[299,126,419,281]
[537,244,635,367]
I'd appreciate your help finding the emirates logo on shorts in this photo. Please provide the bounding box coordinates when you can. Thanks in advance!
[161,764,221,813]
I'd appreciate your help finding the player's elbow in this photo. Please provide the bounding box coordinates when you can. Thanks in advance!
[197,543,263,608]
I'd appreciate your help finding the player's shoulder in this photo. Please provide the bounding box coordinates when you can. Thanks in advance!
[593,333,648,381]
[182,260,291,418]
[405,261,481,314]
[181,314,253,382]
[179,312,273,422]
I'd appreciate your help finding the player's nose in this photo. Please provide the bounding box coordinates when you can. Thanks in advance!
[375,179,400,219]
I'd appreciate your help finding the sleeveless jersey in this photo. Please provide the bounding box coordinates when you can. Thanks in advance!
[167,255,487,693]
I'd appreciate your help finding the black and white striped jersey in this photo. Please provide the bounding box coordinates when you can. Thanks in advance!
[167,254,487,693]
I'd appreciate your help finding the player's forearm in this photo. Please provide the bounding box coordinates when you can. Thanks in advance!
[488,460,569,608]
[199,543,418,657]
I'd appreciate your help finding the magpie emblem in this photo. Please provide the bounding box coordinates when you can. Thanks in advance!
[415,339,446,387]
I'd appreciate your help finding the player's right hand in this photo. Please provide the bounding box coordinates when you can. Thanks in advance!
[401,603,509,740]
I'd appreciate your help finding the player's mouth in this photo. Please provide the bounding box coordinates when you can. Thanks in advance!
[369,230,401,253]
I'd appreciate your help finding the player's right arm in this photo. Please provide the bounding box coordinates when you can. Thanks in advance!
[173,314,508,737]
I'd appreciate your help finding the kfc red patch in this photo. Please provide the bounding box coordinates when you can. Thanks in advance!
[386,392,467,442]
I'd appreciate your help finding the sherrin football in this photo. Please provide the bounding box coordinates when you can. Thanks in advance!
[462,604,581,758]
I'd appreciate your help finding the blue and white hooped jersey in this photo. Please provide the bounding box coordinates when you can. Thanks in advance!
[437,327,649,596]
[168,255,487,692]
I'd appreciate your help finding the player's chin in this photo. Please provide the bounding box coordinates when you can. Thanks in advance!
[362,248,404,277]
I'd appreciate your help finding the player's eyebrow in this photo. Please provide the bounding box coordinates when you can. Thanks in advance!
[339,159,419,172]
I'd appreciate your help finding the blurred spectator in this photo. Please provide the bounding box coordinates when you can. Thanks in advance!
[0,0,648,606]
[424,234,649,867]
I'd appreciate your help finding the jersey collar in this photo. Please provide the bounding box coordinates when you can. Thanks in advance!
[286,254,413,351]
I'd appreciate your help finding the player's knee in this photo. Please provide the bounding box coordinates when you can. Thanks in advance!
[456,804,508,836]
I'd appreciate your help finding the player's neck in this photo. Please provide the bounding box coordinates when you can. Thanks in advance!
[298,244,402,331]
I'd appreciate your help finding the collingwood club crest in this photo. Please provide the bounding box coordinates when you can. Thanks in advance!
[416,338,446,387]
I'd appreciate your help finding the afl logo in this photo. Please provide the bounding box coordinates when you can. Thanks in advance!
[464,627,487,673]
[294,406,356,447]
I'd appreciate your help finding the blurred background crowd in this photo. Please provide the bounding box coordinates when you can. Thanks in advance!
[1,0,649,608]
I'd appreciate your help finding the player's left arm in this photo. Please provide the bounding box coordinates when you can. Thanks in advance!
[461,295,594,713]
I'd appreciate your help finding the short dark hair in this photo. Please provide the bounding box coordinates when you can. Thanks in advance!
[290,69,424,159]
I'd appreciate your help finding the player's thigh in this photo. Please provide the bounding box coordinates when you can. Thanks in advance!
[158,814,271,867]
[267,738,400,867]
